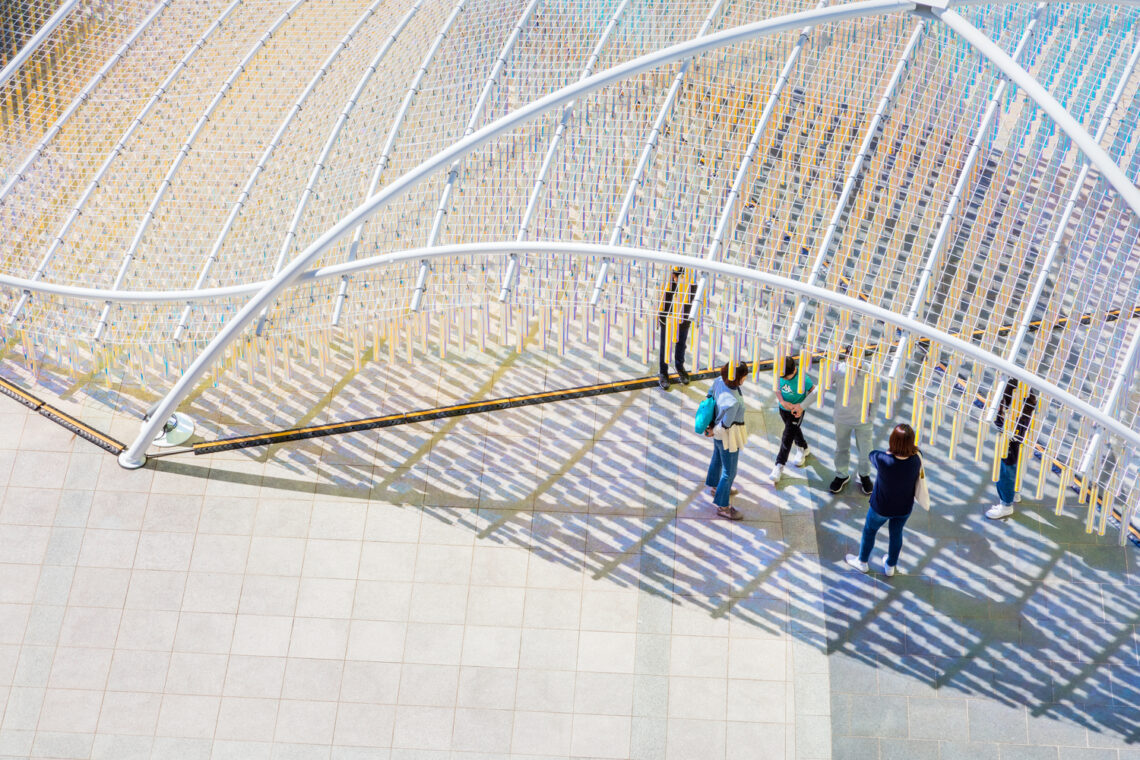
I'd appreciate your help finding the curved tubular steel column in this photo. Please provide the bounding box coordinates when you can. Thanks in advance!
[934,8,1140,226]
[172,0,420,342]
[115,0,920,467]
[886,3,1047,382]
[0,0,174,203]
[981,34,1140,420]
[691,1,825,309]
[499,0,635,301]
[407,0,544,312]
[93,0,312,341]
[0,0,82,90]
[784,20,926,342]
[6,0,246,326]
[588,0,731,306]
[319,0,469,331]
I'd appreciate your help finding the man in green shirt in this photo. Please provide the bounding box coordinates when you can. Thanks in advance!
[770,356,815,484]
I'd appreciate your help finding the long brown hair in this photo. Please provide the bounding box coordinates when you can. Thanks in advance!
[888,424,918,457]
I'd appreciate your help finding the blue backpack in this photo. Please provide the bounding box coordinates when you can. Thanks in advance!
[695,394,717,434]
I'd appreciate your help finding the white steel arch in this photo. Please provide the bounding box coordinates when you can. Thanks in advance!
[172,0,422,342]
[6,0,246,325]
[109,0,1140,467]
[92,0,313,341]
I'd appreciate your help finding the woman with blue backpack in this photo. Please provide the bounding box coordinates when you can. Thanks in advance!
[698,361,751,520]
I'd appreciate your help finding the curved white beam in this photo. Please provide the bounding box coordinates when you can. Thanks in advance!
[785,20,926,342]
[886,3,1047,381]
[499,0,635,300]
[115,0,925,467]
[0,0,173,203]
[408,0,543,312]
[111,240,1140,464]
[325,0,469,328]
[0,0,81,90]
[93,0,311,341]
[691,1,826,308]
[172,0,420,342]
[6,0,246,325]
[934,8,1140,224]
[589,0,731,305]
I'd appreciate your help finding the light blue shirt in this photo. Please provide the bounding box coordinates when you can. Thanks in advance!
[710,377,746,428]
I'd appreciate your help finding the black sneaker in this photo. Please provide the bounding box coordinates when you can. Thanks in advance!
[657,372,671,391]
[675,363,690,385]
[859,475,873,495]
[828,475,849,494]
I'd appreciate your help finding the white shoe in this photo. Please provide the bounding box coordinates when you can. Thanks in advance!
[882,556,896,577]
[792,446,810,467]
[985,503,1014,520]
[844,554,869,573]
[1014,493,1022,503]
[768,465,784,484]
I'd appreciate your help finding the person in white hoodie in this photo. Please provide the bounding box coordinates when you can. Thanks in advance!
[829,347,877,495]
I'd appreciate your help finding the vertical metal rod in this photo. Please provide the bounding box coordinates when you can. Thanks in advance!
[589,0,732,306]
[784,21,925,342]
[6,0,246,326]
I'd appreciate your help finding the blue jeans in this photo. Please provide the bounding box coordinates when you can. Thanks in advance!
[858,507,909,566]
[705,439,740,508]
[996,458,1016,506]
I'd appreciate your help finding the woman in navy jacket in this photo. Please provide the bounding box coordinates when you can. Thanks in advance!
[845,424,923,576]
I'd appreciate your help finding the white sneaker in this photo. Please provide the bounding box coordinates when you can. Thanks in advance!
[985,503,1014,520]
[844,554,869,573]
[1014,493,1022,503]
[882,556,896,577]
[792,446,810,467]
[768,464,784,484]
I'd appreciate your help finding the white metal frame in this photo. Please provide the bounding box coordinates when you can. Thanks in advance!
[92,0,313,341]
[785,20,926,342]
[172,0,420,342]
[886,2,1048,381]
[589,0,731,305]
[101,0,1140,468]
[0,0,173,203]
[408,0,544,312]
[6,0,246,325]
[0,0,82,90]
[691,1,827,309]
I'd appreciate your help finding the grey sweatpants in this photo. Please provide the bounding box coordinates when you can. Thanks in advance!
[834,421,873,477]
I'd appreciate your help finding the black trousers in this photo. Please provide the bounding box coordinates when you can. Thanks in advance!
[775,407,807,465]
[658,281,695,374]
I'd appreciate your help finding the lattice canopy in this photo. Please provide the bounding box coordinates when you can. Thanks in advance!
[1,0,1139,526]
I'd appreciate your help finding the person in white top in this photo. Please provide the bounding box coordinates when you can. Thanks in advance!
[704,361,750,521]
[830,347,877,495]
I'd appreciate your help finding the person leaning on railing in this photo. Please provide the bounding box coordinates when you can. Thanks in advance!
[656,266,696,391]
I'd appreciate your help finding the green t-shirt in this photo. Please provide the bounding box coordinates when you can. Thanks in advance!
[777,372,815,406]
